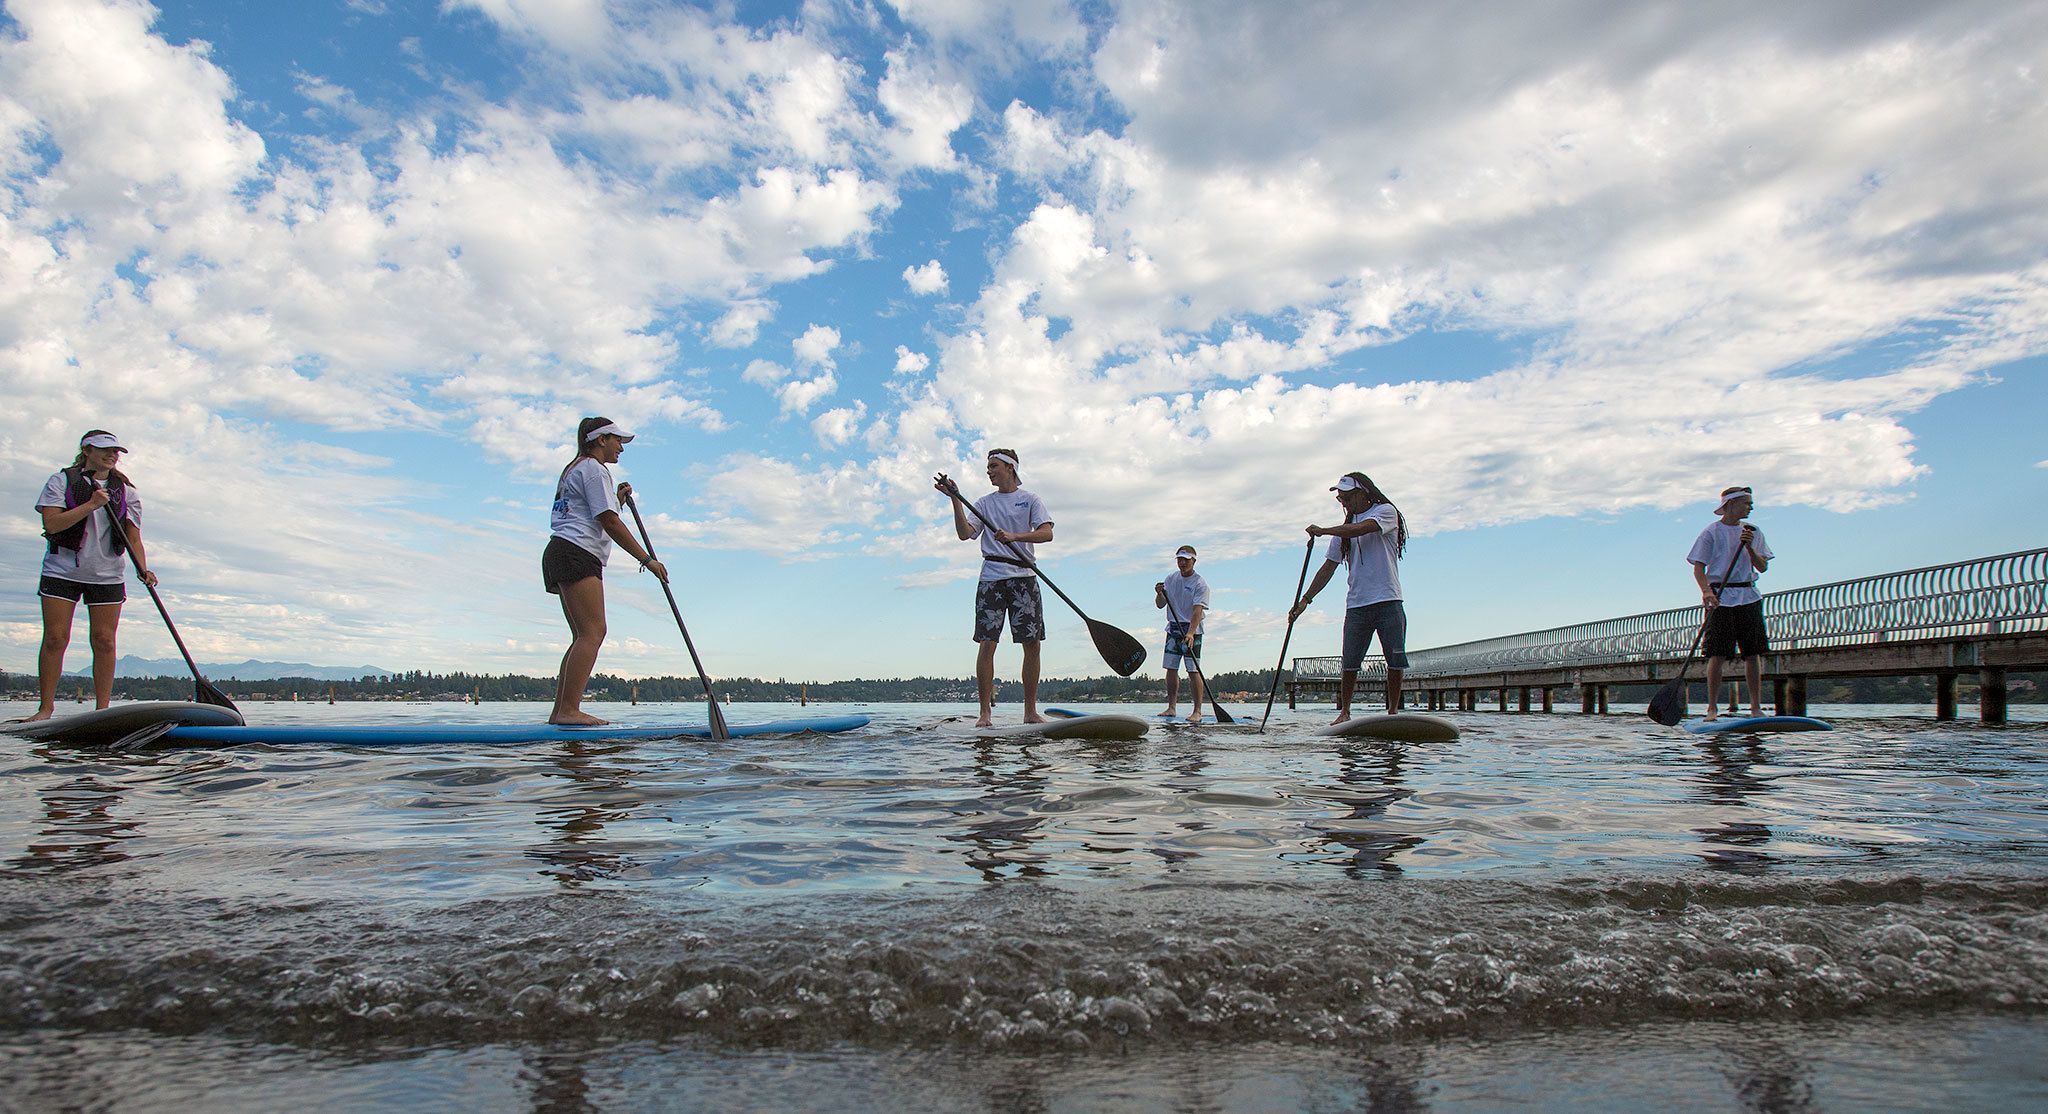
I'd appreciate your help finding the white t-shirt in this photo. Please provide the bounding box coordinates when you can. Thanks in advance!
[37,471,142,585]
[1325,503,1402,608]
[551,457,621,562]
[968,488,1052,582]
[1686,520,1773,607]
[1162,570,1210,627]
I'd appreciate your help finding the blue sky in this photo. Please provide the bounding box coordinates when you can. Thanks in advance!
[2,0,2044,683]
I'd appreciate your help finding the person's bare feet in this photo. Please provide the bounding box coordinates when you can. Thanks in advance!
[1159,706,1178,718]
[975,715,994,728]
[548,711,608,726]
[1329,711,1352,726]
[1186,713,1204,725]
[22,708,53,722]
[1023,713,1046,724]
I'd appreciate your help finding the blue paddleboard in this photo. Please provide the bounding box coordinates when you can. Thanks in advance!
[157,715,870,746]
[1684,715,1832,735]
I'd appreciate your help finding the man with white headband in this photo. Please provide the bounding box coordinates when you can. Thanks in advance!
[1289,471,1411,722]
[1154,545,1211,722]
[934,448,1054,727]
[1687,485,1773,720]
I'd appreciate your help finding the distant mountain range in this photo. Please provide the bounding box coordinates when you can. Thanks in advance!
[60,656,394,682]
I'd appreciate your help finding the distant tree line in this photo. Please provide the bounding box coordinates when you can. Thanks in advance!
[0,668,1286,704]
[6,668,2036,704]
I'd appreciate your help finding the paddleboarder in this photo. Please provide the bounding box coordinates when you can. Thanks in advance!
[1155,545,1211,723]
[935,449,1053,727]
[1289,472,1409,723]
[1687,486,1773,721]
[27,430,156,722]
[544,417,667,726]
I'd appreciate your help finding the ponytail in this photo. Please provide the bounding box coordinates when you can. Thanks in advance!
[559,416,609,486]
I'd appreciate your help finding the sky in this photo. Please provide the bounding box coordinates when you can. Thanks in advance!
[1,0,2044,684]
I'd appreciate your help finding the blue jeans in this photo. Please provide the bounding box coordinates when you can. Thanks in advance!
[1342,600,1409,671]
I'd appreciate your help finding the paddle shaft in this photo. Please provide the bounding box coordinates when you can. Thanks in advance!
[1259,538,1319,731]
[941,483,1097,622]
[621,494,729,740]
[1159,584,1233,723]
[95,482,237,712]
[1657,524,1754,708]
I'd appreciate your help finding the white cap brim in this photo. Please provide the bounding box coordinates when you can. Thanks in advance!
[585,423,635,443]
[81,434,127,451]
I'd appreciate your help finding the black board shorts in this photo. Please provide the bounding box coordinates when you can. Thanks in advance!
[542,537,603,595]
[1704,600,1769,659]
[39,575,124,606]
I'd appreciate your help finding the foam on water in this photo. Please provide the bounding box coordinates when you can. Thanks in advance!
[2,872,2044,1048]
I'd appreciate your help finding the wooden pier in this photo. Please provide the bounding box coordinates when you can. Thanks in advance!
[1288,547,2047,724]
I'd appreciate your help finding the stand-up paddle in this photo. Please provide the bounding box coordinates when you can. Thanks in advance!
[104,496,236,714]
[1259,538,1318,731]
[621,493,728,740]
[1160,589,1234,724]
[934,475,1147,677]
[1647,532,1750,727]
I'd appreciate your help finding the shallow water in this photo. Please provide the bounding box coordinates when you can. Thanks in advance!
[3,699,2045,1109]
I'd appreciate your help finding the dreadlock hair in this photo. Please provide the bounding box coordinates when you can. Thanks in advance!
[1338,471,1407,561]
[72,430,133,489]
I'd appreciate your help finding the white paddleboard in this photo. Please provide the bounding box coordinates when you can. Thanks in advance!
[1313,713,1460,742]
[982,712,1150,741]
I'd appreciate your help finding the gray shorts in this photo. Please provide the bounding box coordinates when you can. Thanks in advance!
[1342,600,1409,671]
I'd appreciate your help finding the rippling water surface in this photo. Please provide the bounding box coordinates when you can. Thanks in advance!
[4,699,2045,1110]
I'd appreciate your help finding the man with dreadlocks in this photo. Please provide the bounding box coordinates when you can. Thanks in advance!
[1289,472,1410,722]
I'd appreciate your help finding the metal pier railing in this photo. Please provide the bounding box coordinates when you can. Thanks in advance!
[1289,547,2048,722]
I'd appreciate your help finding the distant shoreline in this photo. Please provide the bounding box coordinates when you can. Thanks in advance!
[5,668,2041,705]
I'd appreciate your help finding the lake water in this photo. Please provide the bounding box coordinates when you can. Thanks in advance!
[3,699,2044,1111]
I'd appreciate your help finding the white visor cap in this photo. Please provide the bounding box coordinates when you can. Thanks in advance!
[584,423,635,444]
[80,432,127,451]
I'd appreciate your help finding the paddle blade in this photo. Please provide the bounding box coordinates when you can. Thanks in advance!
[1646,680,1687,726]
[112,719,181,752]
[707,698,730,741]
[195,677,239,714]
[1089,620,1148,677]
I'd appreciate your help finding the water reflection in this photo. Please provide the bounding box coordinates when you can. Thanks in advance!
[6,752,140,875]
[524,1046,596,1113]
[1692,738,1777,874]
[1353,1050,1431,1112]
[1301,743,1420,878]
[1148,736,1212,870]
[526,741,644,887]
[948,740,1054,882]
[1723,1038,1817,1113]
